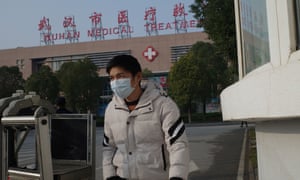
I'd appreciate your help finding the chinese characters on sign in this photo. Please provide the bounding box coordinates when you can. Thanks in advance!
[144,7,158,36]
[144,7,157,22]
[173,3,188,33]
[173,3,188,17]
[118,10,132,39]
[87,10,133,39]
[40,16,80,44]
[118,10,129,24]
[89,12,104,40]
[63,16,79,43]
[63,16,76,28]
[90,12,102,26]
[38,2,200,45]
[38,16,54,45]
[143,3,195,34]
[38,16,51,31]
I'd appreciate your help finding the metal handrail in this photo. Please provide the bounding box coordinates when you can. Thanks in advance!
[1,116,36,125]
[8,169,40,178]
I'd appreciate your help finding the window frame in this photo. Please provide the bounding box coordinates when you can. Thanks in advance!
[295,0,300,49]
[235,0,271,76]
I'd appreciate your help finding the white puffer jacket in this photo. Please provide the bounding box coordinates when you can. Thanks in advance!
[102,81,190,180]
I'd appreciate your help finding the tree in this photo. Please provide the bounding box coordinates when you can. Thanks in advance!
[191,42,228,114]
[56,58,103,113]
[169,53,198,123]
[25,65,59,102]
[0,66,24,98]
[190,0,238,82]
[142,68,153,79]
[169,42,228,122]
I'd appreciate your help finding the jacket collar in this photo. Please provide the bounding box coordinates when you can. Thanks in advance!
[112,80,163,112]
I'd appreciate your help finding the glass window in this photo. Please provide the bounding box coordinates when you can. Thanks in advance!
[239,0,270,74]
[51,61,64,72]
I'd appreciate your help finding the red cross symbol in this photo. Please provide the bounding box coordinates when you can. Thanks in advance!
[142,46,159,62]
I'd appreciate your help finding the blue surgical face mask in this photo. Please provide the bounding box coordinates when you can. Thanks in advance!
[110,78,134,99]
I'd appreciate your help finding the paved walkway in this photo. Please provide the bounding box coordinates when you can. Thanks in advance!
[187,125,245,180]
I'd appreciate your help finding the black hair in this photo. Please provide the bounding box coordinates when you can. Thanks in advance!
[106,55,142,76]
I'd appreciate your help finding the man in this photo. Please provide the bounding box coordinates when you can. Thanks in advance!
[55,96,71,113]
[102,55,189,180]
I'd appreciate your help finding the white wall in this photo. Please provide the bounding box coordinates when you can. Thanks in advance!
[256,120,300,179]
[221,61,300,122]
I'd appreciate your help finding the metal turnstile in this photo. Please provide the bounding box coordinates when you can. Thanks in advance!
[50,113,96,180]
[0,91,96,180]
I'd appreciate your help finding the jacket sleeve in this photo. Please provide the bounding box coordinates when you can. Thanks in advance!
[161,97,190,180]
[102,105,117,179]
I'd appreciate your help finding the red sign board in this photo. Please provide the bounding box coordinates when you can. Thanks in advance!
[38,2,200,44]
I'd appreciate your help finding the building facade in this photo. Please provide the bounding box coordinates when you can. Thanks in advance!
[0,32,210,115]
[0,32,209,80]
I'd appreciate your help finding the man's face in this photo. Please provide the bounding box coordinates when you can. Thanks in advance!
[109,67,141,87]
[109,67,132,82]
